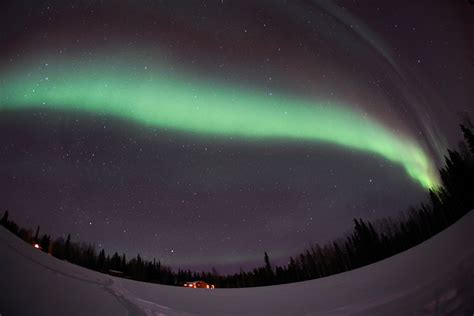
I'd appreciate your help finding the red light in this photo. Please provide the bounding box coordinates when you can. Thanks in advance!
[34,243,40,249]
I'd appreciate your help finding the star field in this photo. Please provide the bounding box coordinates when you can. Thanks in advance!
[0,0,472,272]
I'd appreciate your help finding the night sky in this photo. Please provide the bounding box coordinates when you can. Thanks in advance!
[1,1,473,272]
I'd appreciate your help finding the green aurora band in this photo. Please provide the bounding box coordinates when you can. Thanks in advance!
[0,60,439,188]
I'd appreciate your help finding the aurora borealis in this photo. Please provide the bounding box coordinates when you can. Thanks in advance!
[1,0,472,271]
[1,58,438,188]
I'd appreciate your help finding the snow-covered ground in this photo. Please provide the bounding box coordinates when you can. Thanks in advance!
[1,212,473,316]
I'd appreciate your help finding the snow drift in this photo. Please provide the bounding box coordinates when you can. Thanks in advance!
[1,211,473,315]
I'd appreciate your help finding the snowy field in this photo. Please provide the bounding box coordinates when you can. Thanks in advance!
[1,211,473,316]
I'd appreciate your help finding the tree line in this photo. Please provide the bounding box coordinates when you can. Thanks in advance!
[1,122,473,288]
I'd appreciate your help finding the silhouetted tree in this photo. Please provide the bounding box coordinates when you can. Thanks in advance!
[461,124,474,154]
[34,225,40,242]
[39,234,51,253]
[1,210,9,225]
[64,234,71,260]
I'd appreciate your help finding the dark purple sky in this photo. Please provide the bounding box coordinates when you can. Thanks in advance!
[0,0,472,272]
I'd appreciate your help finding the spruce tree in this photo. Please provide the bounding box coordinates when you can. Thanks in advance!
[34,226,40,242]
[1,210,9,225]
[40,234,50,253]
[98,249,106,271]
[65,234,71,260]
[461,124,474,154]
[264,252,274,284]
